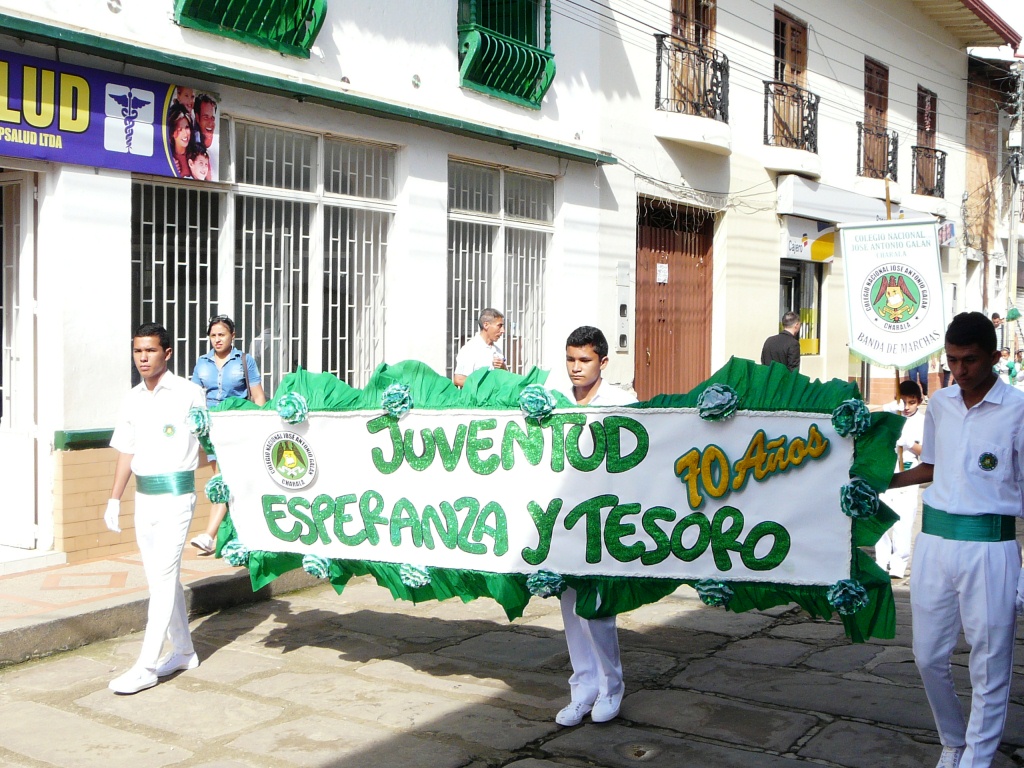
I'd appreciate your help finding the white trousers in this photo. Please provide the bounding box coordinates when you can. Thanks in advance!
[134,491,196,670]
[876,487,918,575]
[560,587,623,704]
[911,533,1019,768]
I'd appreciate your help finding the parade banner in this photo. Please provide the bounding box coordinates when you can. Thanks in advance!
[199,359,903,641]
[0,49,219,180]
[839,218,945,368]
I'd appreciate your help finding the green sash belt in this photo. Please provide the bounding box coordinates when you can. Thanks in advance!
[922,505,1016,542]
[136,471,195,496]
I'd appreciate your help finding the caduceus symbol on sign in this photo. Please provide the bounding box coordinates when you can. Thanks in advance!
[109,91,151,152]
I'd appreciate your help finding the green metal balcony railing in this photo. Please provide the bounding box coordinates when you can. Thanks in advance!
[174,0,327,58]
[457,0,554,109]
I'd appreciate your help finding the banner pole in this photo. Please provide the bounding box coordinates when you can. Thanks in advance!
[885,178,900,401]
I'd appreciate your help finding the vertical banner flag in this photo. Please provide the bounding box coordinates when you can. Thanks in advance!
[839,219,945,368]
[0,49,219,180]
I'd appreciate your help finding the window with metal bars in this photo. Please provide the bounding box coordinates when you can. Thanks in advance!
[447,160,553,378]
[173,0,327,58]
[131,125,395,397]
[457,0,556,108]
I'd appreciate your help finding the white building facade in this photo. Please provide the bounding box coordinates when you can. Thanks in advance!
[0,0,1016,558]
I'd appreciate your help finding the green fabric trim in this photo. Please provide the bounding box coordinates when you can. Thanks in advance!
[135,470,196,496]
[212,357,898,641]
[922,505,1016,542]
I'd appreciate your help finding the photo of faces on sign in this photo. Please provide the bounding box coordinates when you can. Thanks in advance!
[166,86,220,181]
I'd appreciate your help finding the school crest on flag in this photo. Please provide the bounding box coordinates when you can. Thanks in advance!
[839,219,945,368]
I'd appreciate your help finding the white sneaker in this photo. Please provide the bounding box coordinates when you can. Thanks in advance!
[591,693,622,723]
[108,666,158,694]
[936,745,965,768]
[555,699,593,726]
[155,651,199,677]
[190,534,215,555]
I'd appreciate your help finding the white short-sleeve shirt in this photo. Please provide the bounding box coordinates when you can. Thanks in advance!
[921,377,1024,517]
[110,371,207,476]
[584,381,639,407]
[454,334,500,377]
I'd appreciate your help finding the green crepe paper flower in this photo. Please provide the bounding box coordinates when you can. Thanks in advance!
[840,477,879,519]
[205,474,230,504]
[1007,307,1021,322]
[826,579,870,615]
[399,564,431,589]
[526,570,567,598]
[186,406,211,437]
[519,384,557,423]
[831,399,872,438]
[302,554,332,580]
[382,383,413,418]
[697,384,740,421]
[277,392,310,425]
[221,539,249,567]
[695,579,734,607]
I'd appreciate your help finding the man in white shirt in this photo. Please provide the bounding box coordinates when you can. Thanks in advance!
[104,323,207,694]
[555,326,637,728]
[889,312,1024,768]
[453,308,507,387]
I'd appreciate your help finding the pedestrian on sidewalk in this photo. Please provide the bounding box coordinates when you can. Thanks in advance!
[555,326,636,728]
[888,311,1024,768]
[760,311,801,372]
[104,322,207,694]
[189,314,266,555]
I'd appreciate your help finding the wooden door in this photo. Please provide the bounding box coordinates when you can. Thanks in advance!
[773,9,807,147]
[670,0,717,114]
[634,200,713,400]
[863,58,889,177]
[916,87,937,193]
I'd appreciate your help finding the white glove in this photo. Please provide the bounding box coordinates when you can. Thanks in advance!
[104,499,121,533]
[1016,568,1024,617]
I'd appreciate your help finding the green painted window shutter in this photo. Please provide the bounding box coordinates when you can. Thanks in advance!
[174,0,327,58]
[458,0,556,109]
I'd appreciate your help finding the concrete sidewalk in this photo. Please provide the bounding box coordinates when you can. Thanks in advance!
[0,547,317,668]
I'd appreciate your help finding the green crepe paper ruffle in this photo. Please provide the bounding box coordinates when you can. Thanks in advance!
[211,357,899,641]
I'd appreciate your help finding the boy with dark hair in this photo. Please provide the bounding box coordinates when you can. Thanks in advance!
[890,311,1024,768]
[876,379,924,578]
[556,326,636,726]
[104,323,207,694]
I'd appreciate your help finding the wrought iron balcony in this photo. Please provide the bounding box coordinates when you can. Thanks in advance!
[911,145,946,198]
[857,122,898,181]
[654,34,729,123]
[763,81,819,153]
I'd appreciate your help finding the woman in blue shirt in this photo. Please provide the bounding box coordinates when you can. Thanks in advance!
[189,315,267,554]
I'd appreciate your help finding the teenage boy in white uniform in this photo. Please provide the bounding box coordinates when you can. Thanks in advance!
[889,312,1024,768]
[876,380,925,578]
[104,323,207,694]
[555,326,637,727]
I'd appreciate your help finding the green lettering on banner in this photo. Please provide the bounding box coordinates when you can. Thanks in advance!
[604,416,649,473]
[670,511,711,561]
[310,494,334,544]
[404,429,436,471]
[422,503,458,549]
[501,420,545,469]
[604,502,645,562]
[710,506,744,571]
[522,498,562,565]
[640,506,674,565]
[262,494,300,541]
[332,494,367,546]
[741,520,792,570]
[359,490,387,545]
[288,496,318,545]
[546,413,586,472]
[565,421,606,472]
[455,497,486,554]
[472,501,509,556]
[434,425,467,471]
[391,498,424,546]
[564,494,616,564]
[466,419,500,475]
[367,415,404,474]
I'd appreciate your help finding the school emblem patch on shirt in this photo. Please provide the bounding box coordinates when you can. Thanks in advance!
[978,452,998,471]
[163,424,176,437]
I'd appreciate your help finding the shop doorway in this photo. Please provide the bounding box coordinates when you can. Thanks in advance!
[0,174,36,549]
[634,198,713,399]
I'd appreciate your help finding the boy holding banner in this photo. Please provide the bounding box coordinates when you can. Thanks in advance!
[556,326,637,727]
[889,312,1024,768]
